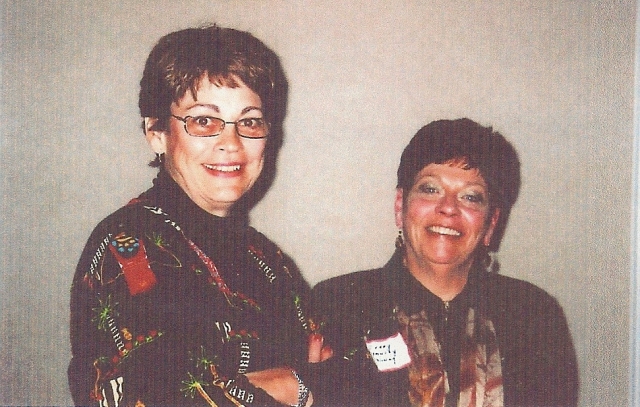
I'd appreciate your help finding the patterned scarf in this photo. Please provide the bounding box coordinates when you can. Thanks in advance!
[397,306,503,407]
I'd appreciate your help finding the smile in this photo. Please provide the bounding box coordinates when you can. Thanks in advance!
[428,225,461,236]
[204,164,241,172]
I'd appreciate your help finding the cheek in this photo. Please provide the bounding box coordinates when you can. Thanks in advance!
[404,198,435,222]
[464,210,491,236]
[245,141,266,165]
[167,136,208,161]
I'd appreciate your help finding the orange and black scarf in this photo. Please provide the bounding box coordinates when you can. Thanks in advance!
[398,306,504,407]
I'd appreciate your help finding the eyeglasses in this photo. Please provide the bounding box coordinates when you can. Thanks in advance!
[170,115,269,139]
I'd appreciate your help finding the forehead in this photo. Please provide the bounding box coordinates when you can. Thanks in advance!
[173,75,262,110]
[414,163,487,187]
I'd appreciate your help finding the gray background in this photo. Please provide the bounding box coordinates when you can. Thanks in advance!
[1,1,636,405]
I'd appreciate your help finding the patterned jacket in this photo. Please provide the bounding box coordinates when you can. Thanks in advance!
[69,171,312,406]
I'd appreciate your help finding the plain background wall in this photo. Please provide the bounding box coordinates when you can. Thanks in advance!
[1,1,636,405]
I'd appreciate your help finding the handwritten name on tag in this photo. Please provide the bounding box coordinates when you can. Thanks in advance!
[365,332,411,372]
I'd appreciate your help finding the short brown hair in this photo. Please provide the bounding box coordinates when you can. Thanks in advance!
[397,118,521,251]
[139,25,288,211]
[139,25,288,164]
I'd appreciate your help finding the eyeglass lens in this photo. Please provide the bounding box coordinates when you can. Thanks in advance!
[185,116,268,138]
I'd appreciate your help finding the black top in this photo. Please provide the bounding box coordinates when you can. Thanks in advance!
[312,250,579,407]
[69,170,314,406]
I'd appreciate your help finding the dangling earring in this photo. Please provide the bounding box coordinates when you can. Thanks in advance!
[395,230,404,249]
[479,244,498,272]
[156,153,164,164]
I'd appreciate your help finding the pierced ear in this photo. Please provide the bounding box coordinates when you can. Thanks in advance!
[394,188,404,229]
[483,208,501,247]
[144,117,167,155]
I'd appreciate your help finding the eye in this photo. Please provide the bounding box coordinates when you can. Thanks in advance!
[183,116,224,136]
[193,116,216,128]
[417,183,439,194]
[237,118,265,128]
[461,191,486,204]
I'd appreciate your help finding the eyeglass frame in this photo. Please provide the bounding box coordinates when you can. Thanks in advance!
[170,114,270,139]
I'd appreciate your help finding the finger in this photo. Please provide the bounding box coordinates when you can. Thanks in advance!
[319,345,334,362]
[307,333,324,363]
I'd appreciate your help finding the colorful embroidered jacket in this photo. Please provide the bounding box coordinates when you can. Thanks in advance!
[69,171,312,406]
[311,250,579,407]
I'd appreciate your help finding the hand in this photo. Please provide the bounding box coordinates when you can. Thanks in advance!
[245,367,313,406]
[307,333,333,363]
[245,334,331,406]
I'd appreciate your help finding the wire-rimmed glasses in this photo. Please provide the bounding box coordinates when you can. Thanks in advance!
[170,115,269,139]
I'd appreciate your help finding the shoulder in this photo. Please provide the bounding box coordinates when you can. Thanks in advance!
[245,227,309,287]
[89,198,158,235]
[313,267,391,298]
[479,272,568,330]
[311,267,396,321]
[76,199,168,273]
[245,227,289,267]
[311,266,401,356]
[246,227,279,253]
[482,272,560,307]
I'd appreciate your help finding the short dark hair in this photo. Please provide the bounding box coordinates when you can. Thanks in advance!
[397,118,521,251]
[139,25,288,166]
[138,25,287,212]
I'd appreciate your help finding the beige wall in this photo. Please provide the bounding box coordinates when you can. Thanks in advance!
[1,1,635,405]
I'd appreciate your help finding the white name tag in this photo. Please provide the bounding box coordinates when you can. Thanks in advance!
[365,332,412,372]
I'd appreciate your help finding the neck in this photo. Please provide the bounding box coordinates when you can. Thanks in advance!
[405,255,472,302]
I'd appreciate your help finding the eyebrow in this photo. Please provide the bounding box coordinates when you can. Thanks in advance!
[418,173,488,189]
[186,104,263,115]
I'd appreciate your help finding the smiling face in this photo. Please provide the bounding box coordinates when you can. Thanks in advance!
[395,162,500,276]
[145,76,266,216]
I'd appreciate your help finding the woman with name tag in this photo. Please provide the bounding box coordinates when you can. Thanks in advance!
[69,25,332,407]
[312,118,579,406]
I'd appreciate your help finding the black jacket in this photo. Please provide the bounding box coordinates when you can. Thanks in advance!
[69,171,313,406]
[311,251,579,407]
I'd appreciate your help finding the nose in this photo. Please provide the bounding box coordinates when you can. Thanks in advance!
[436,193,460,216]
[215,124,242,152]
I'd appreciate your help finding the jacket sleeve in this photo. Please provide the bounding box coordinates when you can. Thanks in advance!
[307,275,392,407]
[496,279,579,407]
[68,225,118,406]
[249,229,312,366]
[528,292,579,406]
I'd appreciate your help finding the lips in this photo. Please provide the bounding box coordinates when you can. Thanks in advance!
[203,164,241,173]
[428,225,461,237]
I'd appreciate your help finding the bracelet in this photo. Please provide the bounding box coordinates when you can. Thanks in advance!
[290,369,310,407]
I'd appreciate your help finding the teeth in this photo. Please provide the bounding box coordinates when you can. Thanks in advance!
[204,164,241,172]
[428,226,461,236]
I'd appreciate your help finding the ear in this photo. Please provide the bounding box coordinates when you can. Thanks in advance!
[394,188,404,229]
[483,208,501,247]
[144,117,168,155]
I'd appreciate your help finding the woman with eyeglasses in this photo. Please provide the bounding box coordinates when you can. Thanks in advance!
[69,26,331,407]
[312,119,579,406]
